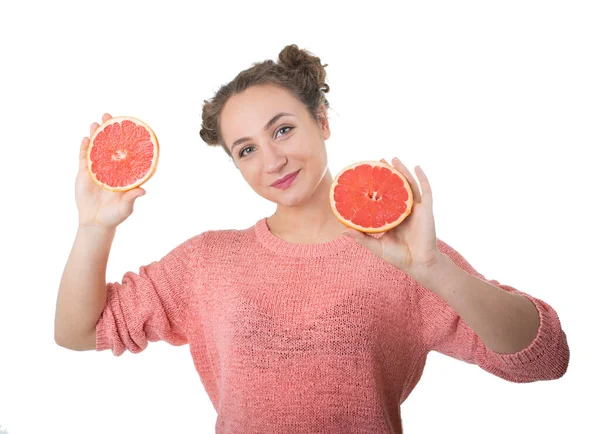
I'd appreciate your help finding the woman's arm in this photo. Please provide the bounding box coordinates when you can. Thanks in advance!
[54,225,116,349]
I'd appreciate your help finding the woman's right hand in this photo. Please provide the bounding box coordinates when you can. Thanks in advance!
[76,113,147,230]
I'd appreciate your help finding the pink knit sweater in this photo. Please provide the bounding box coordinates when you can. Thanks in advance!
[96,217,569,433]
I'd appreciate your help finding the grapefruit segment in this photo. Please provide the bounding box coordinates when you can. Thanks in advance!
[330,160,414,233]
[87,116,159,192]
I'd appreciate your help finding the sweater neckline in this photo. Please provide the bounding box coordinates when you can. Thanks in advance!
[254,217,356,257]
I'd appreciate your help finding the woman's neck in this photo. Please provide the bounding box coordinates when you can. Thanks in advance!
[267,168,348,244]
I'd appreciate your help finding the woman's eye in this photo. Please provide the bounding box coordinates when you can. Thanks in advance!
[239,126,293,158]
[276,126,292,137]
[239,146,254,157]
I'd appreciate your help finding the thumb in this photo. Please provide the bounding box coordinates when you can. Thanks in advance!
[123,188,146,202]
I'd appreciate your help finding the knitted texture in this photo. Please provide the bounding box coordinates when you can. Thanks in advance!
[96,217,570,433]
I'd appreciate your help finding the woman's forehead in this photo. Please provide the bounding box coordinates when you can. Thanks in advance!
[227,85,299,115]
[221,87,303,138]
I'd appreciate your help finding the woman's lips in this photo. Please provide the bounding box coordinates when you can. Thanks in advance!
[272,170,300,189]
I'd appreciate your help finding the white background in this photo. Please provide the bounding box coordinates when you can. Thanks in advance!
[0,0,597,433]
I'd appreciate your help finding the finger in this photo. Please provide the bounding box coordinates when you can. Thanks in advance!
[90,114,112,137]
[79,136,89,164]
[391,157,422,203]
[380,158,391,166]
[415,166,433,206]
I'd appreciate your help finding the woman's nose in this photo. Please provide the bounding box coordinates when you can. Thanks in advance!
[262,141,288,171]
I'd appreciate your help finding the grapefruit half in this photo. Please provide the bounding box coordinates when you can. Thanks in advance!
[330,160,414,233]
[87,116,159,192]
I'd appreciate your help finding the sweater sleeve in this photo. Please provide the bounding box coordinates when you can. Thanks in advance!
[415,238,570,383]
[95,233,203,356]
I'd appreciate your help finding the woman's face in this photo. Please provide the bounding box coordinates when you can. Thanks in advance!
[220,84,331,206]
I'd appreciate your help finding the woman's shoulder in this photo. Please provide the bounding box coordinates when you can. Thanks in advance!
[192,224,255,254]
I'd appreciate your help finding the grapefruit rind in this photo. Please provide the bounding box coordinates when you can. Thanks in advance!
[329,160,414,233]
[86,116,159,192]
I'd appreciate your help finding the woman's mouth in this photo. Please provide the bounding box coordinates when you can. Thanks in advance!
[271,170,300,189]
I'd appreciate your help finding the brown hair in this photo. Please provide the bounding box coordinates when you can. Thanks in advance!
[199,44,331,162]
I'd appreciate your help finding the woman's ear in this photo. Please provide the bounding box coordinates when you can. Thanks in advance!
[318,105,331,140]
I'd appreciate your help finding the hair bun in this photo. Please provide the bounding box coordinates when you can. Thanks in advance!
[278,44,329,92]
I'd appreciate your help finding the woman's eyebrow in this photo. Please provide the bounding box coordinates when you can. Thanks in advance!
[231,112,295,151]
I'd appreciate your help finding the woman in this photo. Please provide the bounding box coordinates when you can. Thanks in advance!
[55,44,569,434]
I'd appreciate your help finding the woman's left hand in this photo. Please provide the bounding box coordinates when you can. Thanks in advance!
[342,157,443,278]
